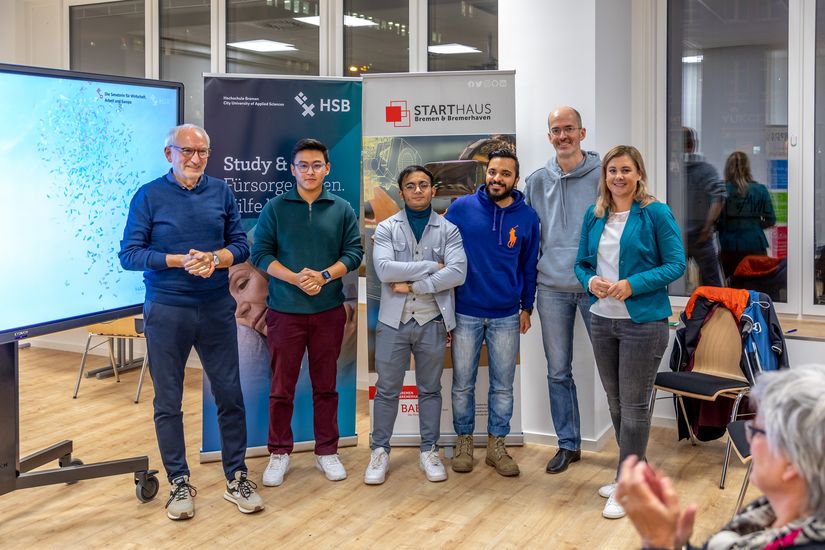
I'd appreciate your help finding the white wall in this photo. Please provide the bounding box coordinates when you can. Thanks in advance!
[6,0,65,69]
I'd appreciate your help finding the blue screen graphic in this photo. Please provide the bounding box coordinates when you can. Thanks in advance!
[0,68,179,337]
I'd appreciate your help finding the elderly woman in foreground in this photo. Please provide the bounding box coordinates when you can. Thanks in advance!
[616,364,825,549]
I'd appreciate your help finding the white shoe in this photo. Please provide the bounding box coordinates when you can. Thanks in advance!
[315,453,347,481]
[598,482,616,498]
[419,447,448,482]
[602,493,626,519]
[262,453,289,487]
[364,448,389,485]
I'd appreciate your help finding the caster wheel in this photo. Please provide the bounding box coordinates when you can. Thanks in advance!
[64,458,84,485]
[136,475,159,503]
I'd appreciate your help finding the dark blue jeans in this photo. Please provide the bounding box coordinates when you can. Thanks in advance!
[590,314,668,472]
[144,294,248,482]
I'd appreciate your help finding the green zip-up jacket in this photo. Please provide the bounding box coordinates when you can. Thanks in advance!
[251,188,363,314]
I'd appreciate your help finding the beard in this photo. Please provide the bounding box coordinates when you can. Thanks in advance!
[485,183,514,202]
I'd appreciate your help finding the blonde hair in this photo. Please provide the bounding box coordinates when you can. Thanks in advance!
[724,151,753,197]
[594,145,657,218]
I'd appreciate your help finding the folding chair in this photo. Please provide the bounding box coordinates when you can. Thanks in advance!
[650,306,751,486]
[723,420,753,518]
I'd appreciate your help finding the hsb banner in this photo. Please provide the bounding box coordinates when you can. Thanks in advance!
[361,71,521,447]
[201,75,361,461]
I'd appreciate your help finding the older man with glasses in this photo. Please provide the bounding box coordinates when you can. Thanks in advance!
[251,138,363,486]
[119,123,264,520]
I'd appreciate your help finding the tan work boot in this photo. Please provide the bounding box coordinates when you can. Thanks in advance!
[451,434,474,473]
[485,435,520,477]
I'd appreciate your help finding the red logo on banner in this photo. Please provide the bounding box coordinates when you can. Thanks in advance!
[385,100,410,127]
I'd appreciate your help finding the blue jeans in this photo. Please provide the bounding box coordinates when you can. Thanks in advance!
[590,315,668,472]
[451,312,520,437]
[536,289,592,451]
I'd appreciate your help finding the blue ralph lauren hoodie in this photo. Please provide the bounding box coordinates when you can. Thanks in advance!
[445,185,540,318]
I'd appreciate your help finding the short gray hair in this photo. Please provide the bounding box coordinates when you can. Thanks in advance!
[752,364,825,519]
[164,123,210,148]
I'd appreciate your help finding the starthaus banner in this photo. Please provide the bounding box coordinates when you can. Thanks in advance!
[201,75,361,461]
[361,70,522,448]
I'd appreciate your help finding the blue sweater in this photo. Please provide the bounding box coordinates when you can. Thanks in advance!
[445,186,539,318]
[575,201,686,323]
[119,171,249,306]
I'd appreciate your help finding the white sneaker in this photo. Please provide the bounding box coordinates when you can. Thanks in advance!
[602,493,626,519]
[315,453,347,481]
[419,447,448,482]
[364,448,389,485]
[262,453,289,487]
[598,482,616,498]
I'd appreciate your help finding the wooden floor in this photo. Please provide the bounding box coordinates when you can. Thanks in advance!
[2,347,760,549]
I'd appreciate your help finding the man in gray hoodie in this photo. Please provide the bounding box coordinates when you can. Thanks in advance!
[524,106,601,474]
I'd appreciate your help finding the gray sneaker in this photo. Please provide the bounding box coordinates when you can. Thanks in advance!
[224,471,265,514]
[165,476,196,520]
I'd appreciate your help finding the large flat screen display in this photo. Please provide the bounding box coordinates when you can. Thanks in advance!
[0,64,182,344]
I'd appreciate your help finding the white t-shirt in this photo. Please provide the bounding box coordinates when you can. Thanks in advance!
[590,210,631,319]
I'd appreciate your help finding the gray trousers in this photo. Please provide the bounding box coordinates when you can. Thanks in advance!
[590,315,669,473]
[372,319,447,452]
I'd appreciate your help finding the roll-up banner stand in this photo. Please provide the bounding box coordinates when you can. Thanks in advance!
[201,75,362,461]
[362,71,521,447]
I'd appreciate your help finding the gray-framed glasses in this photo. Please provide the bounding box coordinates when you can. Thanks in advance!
[294,162,327,173]
[403,181,433,192]
[549,126,581,137]
[170,145,211,158]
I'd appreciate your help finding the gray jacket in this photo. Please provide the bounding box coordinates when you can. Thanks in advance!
[373,209,467,331]
[525,151,601,291]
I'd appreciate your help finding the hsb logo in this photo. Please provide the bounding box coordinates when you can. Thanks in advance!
[320,99,350,112]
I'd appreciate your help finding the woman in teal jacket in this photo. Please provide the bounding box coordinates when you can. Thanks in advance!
[574,145,685,521]
[718,151,776,281]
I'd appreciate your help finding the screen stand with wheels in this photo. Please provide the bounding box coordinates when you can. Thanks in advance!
[0,341,159,502]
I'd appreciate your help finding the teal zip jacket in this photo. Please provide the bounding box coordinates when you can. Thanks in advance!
[575,201,686,323]
[251,188,363,314]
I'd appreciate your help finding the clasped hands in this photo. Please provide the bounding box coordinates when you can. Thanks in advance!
[590,276,633,301]
[615,456,696,550]
[294,268,326,296]
[183,249,215,279]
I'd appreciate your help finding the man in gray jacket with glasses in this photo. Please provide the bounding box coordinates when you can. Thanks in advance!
[525,106,601,475]
[365,165,467,486]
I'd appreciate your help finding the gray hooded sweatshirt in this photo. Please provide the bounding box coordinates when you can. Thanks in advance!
[524,150,601,291]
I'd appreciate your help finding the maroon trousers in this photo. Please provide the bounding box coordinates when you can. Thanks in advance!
[265,305,346,455]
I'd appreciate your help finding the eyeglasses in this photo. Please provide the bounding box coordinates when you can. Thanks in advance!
[403,182,433,192]
[294,162,327,173]
[549,126,581,137]
[744,419,767,443]
[170,145,211,158]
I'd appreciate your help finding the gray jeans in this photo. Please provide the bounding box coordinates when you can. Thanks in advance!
[590,314,668,472]
[372,319,447,452]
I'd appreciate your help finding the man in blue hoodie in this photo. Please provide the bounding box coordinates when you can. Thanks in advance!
[525,106,600,475]
[445,148,540,477]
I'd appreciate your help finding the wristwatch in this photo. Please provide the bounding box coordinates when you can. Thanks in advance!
[521,308,533,315]
[212,251,220,267]
[321,270,332,283]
